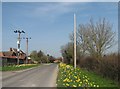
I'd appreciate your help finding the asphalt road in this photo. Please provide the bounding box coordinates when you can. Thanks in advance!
[2,63,58,87]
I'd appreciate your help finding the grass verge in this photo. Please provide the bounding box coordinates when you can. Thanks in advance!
[57,63,119,88]
[0,67,2,71]
[0,64,40,71]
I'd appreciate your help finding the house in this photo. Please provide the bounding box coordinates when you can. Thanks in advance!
[0,48,26,66]
[27,56,33,64]
[54,57,62,63]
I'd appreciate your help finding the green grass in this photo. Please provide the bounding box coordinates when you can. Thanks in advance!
[0,67,2,71]
[1,64,40,71]
[57,63,119,88]
[79,69,119,87]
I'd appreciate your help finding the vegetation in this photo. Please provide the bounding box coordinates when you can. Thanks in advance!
[30,50,55,63]
[61,42,74,64]
[70,18,115,59]
[61,18,115,63]
[61,18,119,84]
[0,67,2,71]
[57,63,119,87]
[1,64,39,71]
[79,54,119,83]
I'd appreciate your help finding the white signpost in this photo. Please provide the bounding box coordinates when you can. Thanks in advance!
[74,13,77,69]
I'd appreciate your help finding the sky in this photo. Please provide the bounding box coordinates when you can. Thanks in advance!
[1,0,120,2]
[2,2,118,57]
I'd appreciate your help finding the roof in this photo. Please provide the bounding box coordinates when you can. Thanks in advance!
[12,48,17,53]
[0,48,26,60]
[0,52,4,57]
[2,56,17,59]
[3,51,13,56]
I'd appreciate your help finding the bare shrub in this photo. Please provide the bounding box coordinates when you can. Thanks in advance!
[79,53,119,83]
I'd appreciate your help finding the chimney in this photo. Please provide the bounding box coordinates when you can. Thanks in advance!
[10,48,12,51]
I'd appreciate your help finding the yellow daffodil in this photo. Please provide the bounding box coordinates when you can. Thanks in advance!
[97,85,99,87]
[66,83,69,86]
[73,85,77,87]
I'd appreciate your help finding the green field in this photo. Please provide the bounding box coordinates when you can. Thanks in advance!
[57,63,119,88]
[0,64,40,71]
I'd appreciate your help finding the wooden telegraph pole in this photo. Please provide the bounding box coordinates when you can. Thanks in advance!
[23,37,31,64]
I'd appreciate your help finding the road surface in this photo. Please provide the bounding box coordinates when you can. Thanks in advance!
[2,63,58,87]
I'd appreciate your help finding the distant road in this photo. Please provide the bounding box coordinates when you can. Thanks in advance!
[2,63,58,87]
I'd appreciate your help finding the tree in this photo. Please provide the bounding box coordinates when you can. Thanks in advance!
[37,50,44,63]
[49,56,55,63]
[70,18,115,59]
[61,42,82,64]
[61,42,73,64]
[30,51,40,62]
[30,50,49,63]
[41,55,49,63]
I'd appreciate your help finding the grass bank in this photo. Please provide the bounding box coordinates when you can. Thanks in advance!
[0,64,40,71]
[57,63,119,88]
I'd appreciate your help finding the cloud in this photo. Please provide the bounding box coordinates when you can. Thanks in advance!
[33,3,75,16]
[29,3,88,19]
[25,3,78,22]
[4,2,117,24]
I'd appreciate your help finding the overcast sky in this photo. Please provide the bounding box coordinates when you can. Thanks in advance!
[2,2,118,57]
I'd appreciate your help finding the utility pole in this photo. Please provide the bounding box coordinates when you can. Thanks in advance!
[74,13,77,69]
[23,37,31,64]
[14,30,25,65]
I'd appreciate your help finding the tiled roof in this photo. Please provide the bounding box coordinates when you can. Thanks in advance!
[2,56,17,59]
[0,48,26,60]
[0,52,3,57]
[3,51,13,56]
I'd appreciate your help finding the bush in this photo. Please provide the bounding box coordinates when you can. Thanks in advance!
[79,57,99,71]
[79,53,119,84]
[99,54,119,82]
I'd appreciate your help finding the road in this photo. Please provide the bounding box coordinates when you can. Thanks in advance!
[2,63,58,87]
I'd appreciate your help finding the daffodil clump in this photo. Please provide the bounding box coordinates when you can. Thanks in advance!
[14,64,37,67]
[57,63,99,87]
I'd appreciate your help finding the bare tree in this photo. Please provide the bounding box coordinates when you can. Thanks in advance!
[70,18,115,59]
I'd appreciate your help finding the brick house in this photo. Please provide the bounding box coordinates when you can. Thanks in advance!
[0,48,26,66]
